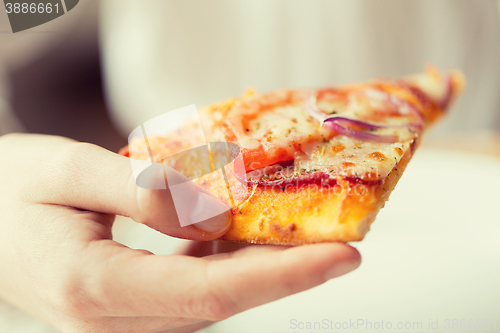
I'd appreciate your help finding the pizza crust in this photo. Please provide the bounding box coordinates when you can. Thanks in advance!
[220,145,413,244]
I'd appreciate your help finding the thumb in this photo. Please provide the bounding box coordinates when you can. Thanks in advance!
[135,160,232,237]
[29,140,232,240]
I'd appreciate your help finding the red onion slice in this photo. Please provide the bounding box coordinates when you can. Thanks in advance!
[364,88,426,122]
[324,115,423,131]
[305,90,423,143]
[439,75,454,111]
[323,117,399,143]
[305,93,327,123]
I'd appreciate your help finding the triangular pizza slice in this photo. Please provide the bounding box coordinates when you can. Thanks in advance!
[120,65,465,244]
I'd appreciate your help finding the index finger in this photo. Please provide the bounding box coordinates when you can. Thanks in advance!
[81,241,360,320]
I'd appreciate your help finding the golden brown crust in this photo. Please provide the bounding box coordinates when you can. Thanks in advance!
[220,147,413,245]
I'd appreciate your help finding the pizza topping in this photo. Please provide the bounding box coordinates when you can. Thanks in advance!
[219,83,426,181]
[362,88,426,122]
[127,84,424,187]
[330,144,345,153]
[221,85,425,174]
[369,152,386,161]
[439,75,454,110]
[246,134,411,187]
[223,91,334,171]
[199,68,461,186]
[322,117,400,143]
[305,88,424,144]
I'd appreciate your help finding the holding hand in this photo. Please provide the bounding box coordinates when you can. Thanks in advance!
[0,134,360,333]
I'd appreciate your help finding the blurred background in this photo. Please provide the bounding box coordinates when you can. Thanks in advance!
[0,1,499,332]
[1,0,499,152]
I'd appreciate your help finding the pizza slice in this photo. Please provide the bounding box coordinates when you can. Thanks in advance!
[120,65,465,245]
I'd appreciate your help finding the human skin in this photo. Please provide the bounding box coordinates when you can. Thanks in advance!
[0,133,361,333]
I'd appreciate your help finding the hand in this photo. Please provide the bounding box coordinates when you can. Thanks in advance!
[0,134,361,333]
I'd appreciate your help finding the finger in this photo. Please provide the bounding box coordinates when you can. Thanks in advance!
[175,241,216,257]
[159,321,213,333]
[175,241,250,258]
[200,243,361,317]
[213,240,250,255]
[6,204,204,333]
[82,241,360,320]
[64,316,205,333]
[22,137,231,240]
[203,243,289,261]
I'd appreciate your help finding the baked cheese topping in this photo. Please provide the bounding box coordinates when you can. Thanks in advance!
[214,83,427,184]
[125,67,460,189]
[294,137,410,180]
[247,105,331,150]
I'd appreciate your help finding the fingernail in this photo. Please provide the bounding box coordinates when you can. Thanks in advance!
[324,260,361,280]
[191,192,232,233]
[165,165,231,231]
[135,162,167,189]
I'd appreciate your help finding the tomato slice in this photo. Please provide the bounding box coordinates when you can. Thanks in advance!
[221,90,333,172]
[118,146,130,157]
[241,145,293,172]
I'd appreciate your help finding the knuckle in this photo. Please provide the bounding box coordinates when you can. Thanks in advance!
[182,289,235,321]
[80,265,118,315]
[60,321,116,333]
[54,142,96,169]
[50,280,96,319]
[133,187,175,228]
[132,189,153,225]
[86,280,112,313]
[0,132,21,146]
[48,260,108,320]
[49,142,97,186]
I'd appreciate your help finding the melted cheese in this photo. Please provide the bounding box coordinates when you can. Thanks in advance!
[248,105,331,151]
[235,88,418,181]
[295,136,411,181]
